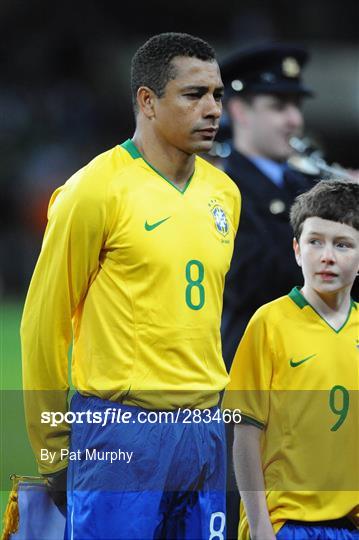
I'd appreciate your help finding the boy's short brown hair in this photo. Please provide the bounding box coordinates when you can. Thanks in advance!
[290,180,359,239]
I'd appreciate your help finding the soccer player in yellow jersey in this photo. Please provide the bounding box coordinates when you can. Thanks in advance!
[21,33,241,539]
[223,180,359,540]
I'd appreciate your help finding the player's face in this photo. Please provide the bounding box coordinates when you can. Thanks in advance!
[152,57,224,154]
[294,217,359,299]
[244,94,303,162]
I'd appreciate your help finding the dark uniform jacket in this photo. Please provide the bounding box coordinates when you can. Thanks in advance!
[222,147,314,368]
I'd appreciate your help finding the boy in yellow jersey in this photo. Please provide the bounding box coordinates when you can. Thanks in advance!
[223,180,359,540]
[21,33,241,538]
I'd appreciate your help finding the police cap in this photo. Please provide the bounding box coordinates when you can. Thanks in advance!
[221,43,313,97]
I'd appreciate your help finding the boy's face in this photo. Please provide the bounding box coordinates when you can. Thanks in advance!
[294,217,359,297]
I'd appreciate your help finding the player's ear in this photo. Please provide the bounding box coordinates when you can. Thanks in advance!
[136,86,156,119]
[293,237,301,267]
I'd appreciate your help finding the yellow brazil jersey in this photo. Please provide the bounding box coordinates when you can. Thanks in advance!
[223,287,359,539]
[21,139,241,473]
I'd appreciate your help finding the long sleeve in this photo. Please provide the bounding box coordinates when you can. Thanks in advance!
[21,174,110,474]
[233,425,276,540]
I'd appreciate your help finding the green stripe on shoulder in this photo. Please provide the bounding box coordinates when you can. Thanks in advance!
[240,414,265,430]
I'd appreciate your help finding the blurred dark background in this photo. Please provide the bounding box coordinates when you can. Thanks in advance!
[1,0,359,297]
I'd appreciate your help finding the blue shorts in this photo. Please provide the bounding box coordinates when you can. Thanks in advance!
[66,393,226,539]
[277,518,359,540]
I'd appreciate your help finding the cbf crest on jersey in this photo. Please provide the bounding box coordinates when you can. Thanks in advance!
[208,200,229,237]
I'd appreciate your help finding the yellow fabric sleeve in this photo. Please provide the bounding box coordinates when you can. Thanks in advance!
[21,172,111,474]
[222,309,274,427]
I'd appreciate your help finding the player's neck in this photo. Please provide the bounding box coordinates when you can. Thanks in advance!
[132,131,195,191]
[300,284,352,330]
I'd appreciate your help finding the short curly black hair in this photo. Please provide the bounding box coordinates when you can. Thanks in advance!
[131,32,216,112]
[290,179,359,239]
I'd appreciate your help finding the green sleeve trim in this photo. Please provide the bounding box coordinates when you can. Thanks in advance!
[42,466,68,477]
[240,414,265,429]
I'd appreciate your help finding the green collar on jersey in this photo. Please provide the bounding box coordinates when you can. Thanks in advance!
[288,286,308,309]
[288,286,357,333]
[120,139,194,194]
[121,138,142,159]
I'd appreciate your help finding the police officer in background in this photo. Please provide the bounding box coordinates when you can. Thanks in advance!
[219,44,315,540]
[220,44,315,369]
